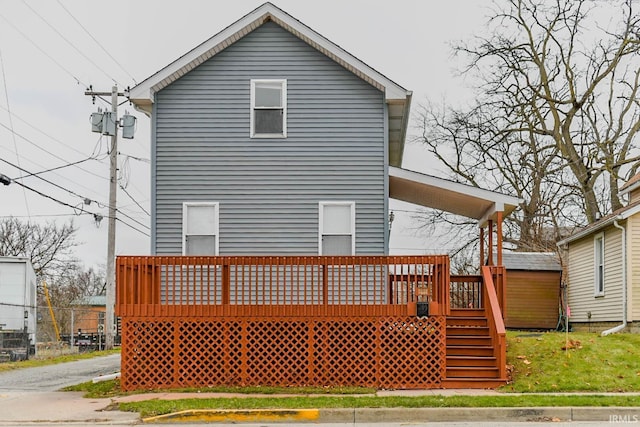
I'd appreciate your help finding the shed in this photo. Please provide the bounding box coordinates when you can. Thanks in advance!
[501,252,562,329]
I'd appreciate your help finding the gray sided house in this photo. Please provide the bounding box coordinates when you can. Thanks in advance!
[120,2,523,391]
[129,3,411,256]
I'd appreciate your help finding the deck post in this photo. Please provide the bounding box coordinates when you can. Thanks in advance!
[479,227,485,269]
[487,220,494,266]
[496,211,503,267]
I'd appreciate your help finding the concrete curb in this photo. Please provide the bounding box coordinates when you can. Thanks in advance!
[142,408,320,424]
[140,406,640,424]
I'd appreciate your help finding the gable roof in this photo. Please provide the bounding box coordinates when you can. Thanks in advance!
[389,166,523,225]
[557,199,640,246]
[128,2,412,167]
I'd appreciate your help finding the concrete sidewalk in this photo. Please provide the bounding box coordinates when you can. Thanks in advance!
[1,388,640,425]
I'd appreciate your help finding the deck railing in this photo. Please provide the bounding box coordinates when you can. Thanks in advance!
[116,255,450,318]
[450,275,482,309]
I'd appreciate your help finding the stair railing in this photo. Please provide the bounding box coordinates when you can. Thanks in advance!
[481,265,506,380]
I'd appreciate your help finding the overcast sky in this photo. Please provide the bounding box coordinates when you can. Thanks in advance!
[0,0,489,270]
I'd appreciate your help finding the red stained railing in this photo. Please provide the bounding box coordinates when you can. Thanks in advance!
[481,265,507,381]
[116,255,451,318]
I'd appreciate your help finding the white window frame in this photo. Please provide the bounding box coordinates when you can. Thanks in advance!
[594,232,605,297]
[250,79,287,138]
[318,201,356,255]
[182,202,220,256]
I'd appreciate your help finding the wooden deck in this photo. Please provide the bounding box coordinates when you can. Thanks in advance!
[116,256,506,390]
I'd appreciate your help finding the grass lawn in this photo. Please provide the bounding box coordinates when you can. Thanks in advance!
[61,331,640,415]
[504,330,640,392]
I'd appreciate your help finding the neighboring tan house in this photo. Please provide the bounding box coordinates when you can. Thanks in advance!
[118,2,522,391]
[557,173,640,333]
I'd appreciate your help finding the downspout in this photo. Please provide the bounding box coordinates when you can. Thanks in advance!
[602,219,627,336]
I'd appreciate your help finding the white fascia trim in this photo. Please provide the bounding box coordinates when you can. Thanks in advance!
[390,166,523,209]
[128,3,411,106]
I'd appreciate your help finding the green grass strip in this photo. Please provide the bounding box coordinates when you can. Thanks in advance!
[119,395,640,417]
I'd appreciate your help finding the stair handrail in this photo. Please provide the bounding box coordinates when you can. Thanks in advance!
[481,265,506,380]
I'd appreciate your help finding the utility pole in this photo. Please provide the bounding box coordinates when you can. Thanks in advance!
[85,85,128,350]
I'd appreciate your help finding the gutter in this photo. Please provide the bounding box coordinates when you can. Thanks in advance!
[602,219,627,336]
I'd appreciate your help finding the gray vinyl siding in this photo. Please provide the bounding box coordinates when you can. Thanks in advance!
[153,22,385,255]
[566,225,624,322]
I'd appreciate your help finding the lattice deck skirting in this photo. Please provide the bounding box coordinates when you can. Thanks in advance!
[120,315,445,391]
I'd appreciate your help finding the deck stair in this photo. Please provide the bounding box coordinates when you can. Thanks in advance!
[443,308,505,388]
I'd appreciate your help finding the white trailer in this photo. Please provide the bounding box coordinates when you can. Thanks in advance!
[0,257,37,360]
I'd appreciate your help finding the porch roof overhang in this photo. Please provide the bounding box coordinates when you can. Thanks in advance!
[389,166,523,226]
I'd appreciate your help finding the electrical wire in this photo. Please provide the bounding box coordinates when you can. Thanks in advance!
[0,143,109,206]
[17,157,95,178]
[9,179,150,237]
[0,156,105,207]
[55,0,137,85]
[0,11,87,87]
[0,104,109,163]
[0,48,30,218]
[119,183,150,216]
[0,121,109,182]
[21,0,121,86]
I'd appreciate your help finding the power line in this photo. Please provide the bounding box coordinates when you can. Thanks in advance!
[0,48,30,219]
[0,121,109,182]
[2,156,151,230]
[0,11,87,87]
[21,0,121,86]
[0,156,104,207]
[9,179,150,237]
[0,143,109,206]
[119,183,150,216]
[0,104,109,163]
[17,157,95,179]
[55,0,137,85]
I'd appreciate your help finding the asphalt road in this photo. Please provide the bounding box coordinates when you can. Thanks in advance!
[0,353,121,391]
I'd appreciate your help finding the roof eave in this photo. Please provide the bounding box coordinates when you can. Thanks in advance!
[128,3,411,109]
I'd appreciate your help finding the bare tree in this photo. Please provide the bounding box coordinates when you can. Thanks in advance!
[0,217,78,279]
[414,0,640,264]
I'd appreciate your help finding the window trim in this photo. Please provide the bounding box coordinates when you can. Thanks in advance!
[250,79,287,138]
[594,232,605,297]
[182,202,220,256]
[318,201,356,255]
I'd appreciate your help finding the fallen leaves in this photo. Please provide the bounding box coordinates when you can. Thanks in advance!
[562,339,582,350]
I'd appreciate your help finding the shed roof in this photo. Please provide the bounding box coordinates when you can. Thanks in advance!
[389,167,523,224]
[72,295,106,307]
[128,2,412,167]
[500,252,562,272]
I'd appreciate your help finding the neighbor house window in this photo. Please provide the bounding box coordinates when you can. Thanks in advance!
[594,232,604,296]
[319,202,355,255]
[250,79,287,138]
[182,202,219,255]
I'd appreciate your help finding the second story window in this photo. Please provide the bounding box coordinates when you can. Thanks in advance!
[251,79,287,138]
